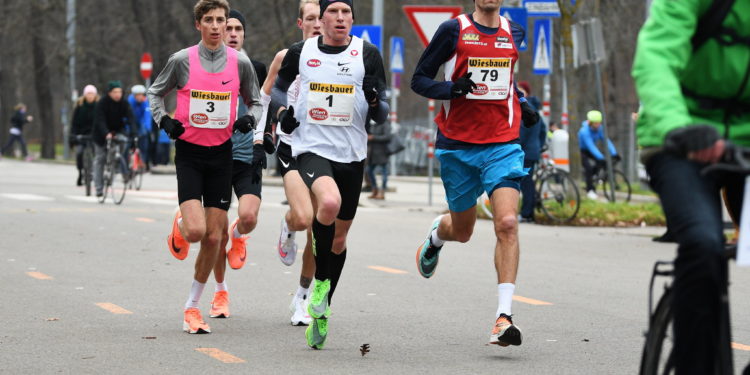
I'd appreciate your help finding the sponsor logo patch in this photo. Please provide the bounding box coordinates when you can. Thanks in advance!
[462,33,480,42]
[473,83,489,96]
[191,113,209,125]
[307,59,322,67]
[309,108,328,121]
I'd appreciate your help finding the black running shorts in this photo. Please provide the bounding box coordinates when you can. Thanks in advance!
[174,139,233,211]
[276,141,298,177]
[232,159,262,200]
[297,152,364,221]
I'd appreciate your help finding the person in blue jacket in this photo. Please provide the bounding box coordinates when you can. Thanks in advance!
[578,110,618,199]
[128,85,152,169]
[517,81,546,222]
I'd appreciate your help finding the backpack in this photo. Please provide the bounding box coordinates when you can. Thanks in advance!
[691,0,737,50]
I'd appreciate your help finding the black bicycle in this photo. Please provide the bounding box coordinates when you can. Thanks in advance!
[535,154,581,223]
[99,134,129,205]
[592,160,632,203]
[75,134,95,197]
[639,144,750,375]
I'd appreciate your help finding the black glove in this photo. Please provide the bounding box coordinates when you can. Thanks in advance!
[612,154,622,163]
[159,116,185,140]
[663,125,720,157]
[233,114,256,134]
[279,106,300,134]
[451,72,477,98]
[521,101,540,128]
[263,133,276,154]
[595,159,606,169]
[250,144,266,184]
[363,76,379,104]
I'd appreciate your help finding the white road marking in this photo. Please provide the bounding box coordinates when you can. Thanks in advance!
[1,193,54,201]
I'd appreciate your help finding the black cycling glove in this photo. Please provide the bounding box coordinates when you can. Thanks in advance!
[233,114,256,134]
[451,72,477,98]
[363,75,379,104]
[279,106,300,134]
[520,101,540,128]
[159,116,185,140]
[251,144,266,184]
[663,125,720,157]
[263,133,276,154]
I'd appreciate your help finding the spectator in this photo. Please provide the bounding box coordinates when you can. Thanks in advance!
[92,80,135,197]
[367,121,392,200]
[517,82,546,222]
[128,84,153,170]
[578,110,618,199]
[70,85,99,185]
[1,103,33,160]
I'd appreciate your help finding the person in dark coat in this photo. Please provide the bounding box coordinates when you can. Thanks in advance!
[517,82,546,222]
[70,84,99,185]
[92,80,135,197]
[1,103,33,160]
[367,121,392,200]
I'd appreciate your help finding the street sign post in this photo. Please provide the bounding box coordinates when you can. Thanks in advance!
[532,19,552,75]
[351,25,383,52]
[389,36,404,74]
[140,53,153,82]
[403,6,463,47]
[499,7,528,51]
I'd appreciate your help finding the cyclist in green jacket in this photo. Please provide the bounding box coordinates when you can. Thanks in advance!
[633,0,750,373]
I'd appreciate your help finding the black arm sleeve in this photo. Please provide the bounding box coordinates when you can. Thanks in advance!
[363,41,389,125]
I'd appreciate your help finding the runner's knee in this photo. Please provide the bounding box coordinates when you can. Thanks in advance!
[316,196,341,222]
[494,214,518,237]
[182,224,205,243]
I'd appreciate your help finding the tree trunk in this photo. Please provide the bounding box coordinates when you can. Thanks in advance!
[31,1,56,159]
[558,0,584,180]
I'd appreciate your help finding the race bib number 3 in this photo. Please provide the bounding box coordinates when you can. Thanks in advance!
[466,57,512,101]
[189,90,232,129]
[307,82,355,126]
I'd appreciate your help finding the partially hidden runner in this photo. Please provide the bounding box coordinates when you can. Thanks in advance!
[271,0,389,348]
[147,0,262,334]
[206,7,269,320]
[263,0,322,326]
[410,0,539,347]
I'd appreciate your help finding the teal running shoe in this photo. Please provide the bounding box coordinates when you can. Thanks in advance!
[416,215,444,278]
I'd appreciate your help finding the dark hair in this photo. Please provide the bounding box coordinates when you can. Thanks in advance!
[193,0,229,22]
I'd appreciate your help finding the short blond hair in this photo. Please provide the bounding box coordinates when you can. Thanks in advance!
[194,0,229,22]
[299,0,320,19]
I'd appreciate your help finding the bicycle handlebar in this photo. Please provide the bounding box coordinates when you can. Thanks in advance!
[701,142,750,175]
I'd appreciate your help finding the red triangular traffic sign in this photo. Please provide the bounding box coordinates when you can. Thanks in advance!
[403,6,464,47]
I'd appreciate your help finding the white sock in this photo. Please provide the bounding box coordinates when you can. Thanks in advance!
[178,217,183,226]
[215,281,227,292]
[185,280,206,310]
[497,283,515,317]
[430,228,445,247]
[296,285,309,299]
[233,224,242,238]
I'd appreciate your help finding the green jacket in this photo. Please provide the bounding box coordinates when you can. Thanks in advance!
[632,0,750,148]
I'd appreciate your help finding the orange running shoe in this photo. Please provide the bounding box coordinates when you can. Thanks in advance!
[489,314,522,346]
[226,219,247,269]
[167,208,189,260]
[183,307,211,334]
[209,291,230,318]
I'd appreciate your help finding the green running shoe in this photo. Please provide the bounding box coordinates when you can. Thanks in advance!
[306,317,328,349]
[308,278,331,319]
[416,215,444,278]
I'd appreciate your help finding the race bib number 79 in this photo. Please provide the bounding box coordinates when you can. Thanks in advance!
[189,90,231,129]
[466,57,512,101]
[306,82,355,127]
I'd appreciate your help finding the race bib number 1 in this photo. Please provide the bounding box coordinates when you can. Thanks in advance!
[466,57,512,101]
[306,82,355,127]
[189,90,231,129]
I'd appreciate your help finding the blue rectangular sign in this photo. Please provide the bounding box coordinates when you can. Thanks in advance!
[532,19,552,75]
[389,37,405,73]
[351,25,383,53]
[499,7,527,51]
[524,0,561,17]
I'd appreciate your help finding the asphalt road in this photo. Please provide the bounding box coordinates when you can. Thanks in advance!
[1,159,749,374]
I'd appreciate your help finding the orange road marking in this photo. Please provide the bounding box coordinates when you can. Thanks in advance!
[135,217,155,223]
[368,265,408,274]
[95,303,133,315]
[195,348,246,363]
[26,271,53,280]
[513,295,553,306]
[733,342,750,351]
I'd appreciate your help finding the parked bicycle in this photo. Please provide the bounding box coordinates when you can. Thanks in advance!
[99,133,129,205]
[477,153,581,223]
[639,144,750,375]
[74,134,95,197]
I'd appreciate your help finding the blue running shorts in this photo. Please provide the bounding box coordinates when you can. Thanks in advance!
[435,143,527,213]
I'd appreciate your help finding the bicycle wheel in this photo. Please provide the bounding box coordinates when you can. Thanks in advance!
[109,155,128,205]
[639,289,675,375]
[98,165,110,204]
[537,169,580,223]
[477,192,493,219]
[602,169,632,203]
[83,146,94,197]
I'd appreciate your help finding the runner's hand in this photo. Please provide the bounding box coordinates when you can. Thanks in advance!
[263,133,276,154]
[664,125,723,163]
[279,106,300,134]
[251,144,266,184]
[520,101,540,128]
[451,72,477,98]
[159,116,185,139]
[233,114,256,134]
[363,76,379,105]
